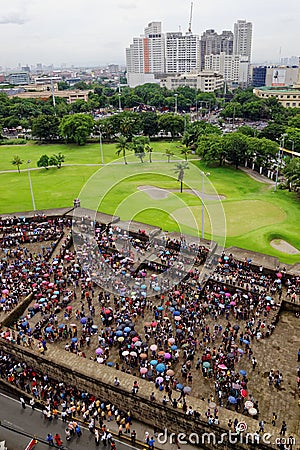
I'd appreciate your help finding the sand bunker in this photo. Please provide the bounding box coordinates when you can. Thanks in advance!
[270,239,299,255]
[138,185,225,201]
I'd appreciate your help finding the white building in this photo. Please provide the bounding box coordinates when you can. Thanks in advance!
[126,22,200,87]
[165,32,200,74]
[233,20,252,61]
[160,71,223,92]
[126,22,165,87]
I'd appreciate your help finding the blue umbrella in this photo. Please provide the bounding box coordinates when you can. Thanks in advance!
[80,318,87,324]
[173,311,180,316]
[141,291,147,297]
[54,291,60,295]
[240,370,247,376]
[176,383,184,390]
[265,296,272,301]
[243,339,250,345]
[150,360,158,366]
[0,298,6,303]
[58,324,65,329]
[171,345,178,351]
[107,362,114,367]
[157,306,164,311]
[156,363,166,373]
[39,298,47,303]
[71,337,78,342]
[154,286,160,292]
[141,284,147,290]
[124,327,131,333]
[238,348,244,354]
[45,327,52,333]
[21,321,28,327]
[116,330,123,337]
[228,396,237,404]
[224,256,229,261]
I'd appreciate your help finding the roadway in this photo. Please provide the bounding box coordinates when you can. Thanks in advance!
[0,392,137,450]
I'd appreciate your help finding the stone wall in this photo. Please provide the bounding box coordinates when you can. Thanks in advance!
[1,293,33,328]
[0,339,276,450]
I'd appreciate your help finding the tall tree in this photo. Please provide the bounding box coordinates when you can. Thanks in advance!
[11,155,23,173]
[59,113,94,145]
[158,113,184,139]
[37,154,50,170]
[116,136,130,165]
[140,112,159,137]
[222,133,249,169]
[32,115,60,141]
[165,149,174,163]
[174,161,189,193]
[144,143,153,163]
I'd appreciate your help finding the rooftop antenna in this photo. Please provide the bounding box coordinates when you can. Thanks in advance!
[188,1,193,34]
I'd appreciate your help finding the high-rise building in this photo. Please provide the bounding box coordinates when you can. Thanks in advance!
[205,53,240,85]
[126,22,200,87]
[252,66,267,87]
[165,32,200,74]
[126,22,165,87]
[200,29,233,70]
[233,20,252,61]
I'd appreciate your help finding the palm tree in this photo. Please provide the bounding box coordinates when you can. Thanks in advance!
[55,152,65,168]
[174,161,189,193]
[180,145,191,161]
[136,152,145,163]
[11,155,23,173]
[116,136,130,165]
[165,149,174,163]
[144,143,153,163]
[50,152,65,168]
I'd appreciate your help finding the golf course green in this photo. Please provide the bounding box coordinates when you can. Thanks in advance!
[0,141,299,264]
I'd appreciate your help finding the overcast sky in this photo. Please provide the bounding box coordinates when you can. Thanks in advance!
[1,0,299,69]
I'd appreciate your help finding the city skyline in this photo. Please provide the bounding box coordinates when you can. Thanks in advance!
[0,0,299,68]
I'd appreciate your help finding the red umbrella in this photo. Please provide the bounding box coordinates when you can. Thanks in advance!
[241,389,248,398]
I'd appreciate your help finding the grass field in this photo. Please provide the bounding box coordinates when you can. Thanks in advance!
[0,141,300,264]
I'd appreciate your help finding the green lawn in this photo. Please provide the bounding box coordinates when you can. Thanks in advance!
[0,142,299,264]
[0,140,186,171]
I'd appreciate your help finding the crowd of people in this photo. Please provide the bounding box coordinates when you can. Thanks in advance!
[0,213,299,446]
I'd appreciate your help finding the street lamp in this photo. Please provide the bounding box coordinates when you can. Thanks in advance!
[174,93,178,114]
[201,172,210,239]
[27,160,36,211]
[118,92,122,112]
[99,128,104,166]
[274,134,287,193]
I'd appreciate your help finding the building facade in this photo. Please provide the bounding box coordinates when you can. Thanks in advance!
[200,29,233,70]
[233,20,252,61]
[160,71,223,92]
[165,32,200,74]
[7,72,30,85]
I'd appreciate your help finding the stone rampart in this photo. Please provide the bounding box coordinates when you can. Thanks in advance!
[0,339,279,450]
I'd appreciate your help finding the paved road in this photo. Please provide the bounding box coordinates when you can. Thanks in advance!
[0,392,136,450]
